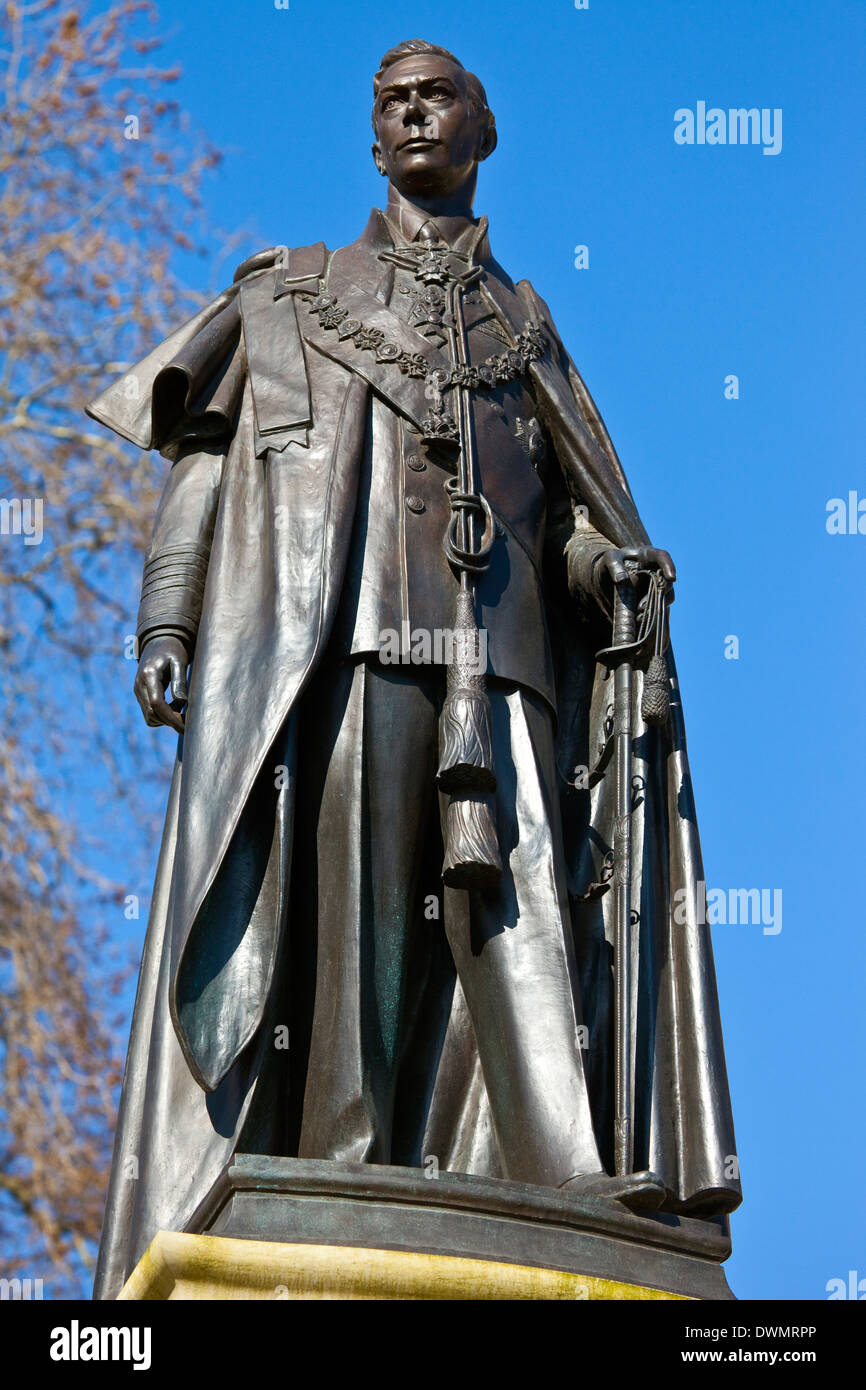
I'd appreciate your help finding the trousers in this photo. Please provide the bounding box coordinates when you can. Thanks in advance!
[286,656,604,1188]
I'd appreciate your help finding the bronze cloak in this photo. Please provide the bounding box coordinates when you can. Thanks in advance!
[87,213,740,1299]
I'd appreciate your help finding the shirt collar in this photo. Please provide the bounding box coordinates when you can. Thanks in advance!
[382,194,491,263]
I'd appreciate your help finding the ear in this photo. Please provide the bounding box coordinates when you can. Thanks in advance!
[477,122,497,163]
[371,142,387,176]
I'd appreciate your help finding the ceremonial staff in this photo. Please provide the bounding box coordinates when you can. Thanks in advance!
[436,256,502,890]
[308,226,549,890]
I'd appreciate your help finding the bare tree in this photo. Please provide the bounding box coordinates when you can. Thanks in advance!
[0,0,227,1296]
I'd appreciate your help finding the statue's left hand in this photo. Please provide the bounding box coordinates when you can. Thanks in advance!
[600,546,676,592]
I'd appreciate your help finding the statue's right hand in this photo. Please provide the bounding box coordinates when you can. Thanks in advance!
[134,635,190,733]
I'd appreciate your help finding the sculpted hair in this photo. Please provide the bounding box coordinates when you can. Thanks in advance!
[371,37,496,149]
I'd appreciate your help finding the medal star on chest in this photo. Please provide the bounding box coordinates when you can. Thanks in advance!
[399,281,448,339]
[381,241,479,343]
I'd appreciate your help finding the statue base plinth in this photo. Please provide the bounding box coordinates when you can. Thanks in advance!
[118,1231,691,1300]
[118,1156,735,1301]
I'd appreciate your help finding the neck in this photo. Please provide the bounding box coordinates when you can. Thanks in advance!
[385,182,476,222]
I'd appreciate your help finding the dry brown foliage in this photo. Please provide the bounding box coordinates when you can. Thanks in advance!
[0,0,226,1295]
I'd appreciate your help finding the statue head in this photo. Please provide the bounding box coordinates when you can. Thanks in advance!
[371,39,497,207]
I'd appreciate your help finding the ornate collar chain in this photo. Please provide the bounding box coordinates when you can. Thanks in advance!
[303,238,547,444]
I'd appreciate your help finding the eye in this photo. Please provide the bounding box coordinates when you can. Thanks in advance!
[382,96,402,113]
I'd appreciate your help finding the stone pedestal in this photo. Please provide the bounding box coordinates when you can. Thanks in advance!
[118,1155,735,1301]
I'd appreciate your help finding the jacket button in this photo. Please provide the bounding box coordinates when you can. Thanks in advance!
[406,453,426,471]
[405,495,425,514]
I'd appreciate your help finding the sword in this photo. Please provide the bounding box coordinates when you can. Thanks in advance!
[596,563,671,1174]
[612,576,636,1176]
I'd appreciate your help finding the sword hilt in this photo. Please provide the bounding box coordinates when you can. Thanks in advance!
[612,577,637,648]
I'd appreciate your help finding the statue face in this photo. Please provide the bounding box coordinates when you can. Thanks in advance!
[373,53,489,199]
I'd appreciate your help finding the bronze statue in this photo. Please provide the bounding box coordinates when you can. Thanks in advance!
[88,39,740,1300]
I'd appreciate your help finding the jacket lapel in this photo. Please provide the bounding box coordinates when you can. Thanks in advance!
[475,266,535,339]
[240,271,312,442]
[301,216,449,433]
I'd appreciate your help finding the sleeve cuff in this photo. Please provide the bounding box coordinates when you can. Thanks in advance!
[136,545,209,651]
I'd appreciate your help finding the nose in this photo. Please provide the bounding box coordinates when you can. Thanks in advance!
[403,88,430,128]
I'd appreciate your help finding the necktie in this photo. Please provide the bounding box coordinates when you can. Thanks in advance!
[417,218,445,246]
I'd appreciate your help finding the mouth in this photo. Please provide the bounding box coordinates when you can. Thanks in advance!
[398,137,440,152]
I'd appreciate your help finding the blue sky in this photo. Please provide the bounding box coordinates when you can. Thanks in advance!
[119,0,864,1300]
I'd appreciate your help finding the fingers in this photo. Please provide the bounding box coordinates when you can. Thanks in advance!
[620,546,677,586]
[170,654,189,707]
[156,694,186,735]
[602,549,630,585]
[600,546,677,611]
[134,667,160,727]
[647,548,677,584]
[134,657,186,733]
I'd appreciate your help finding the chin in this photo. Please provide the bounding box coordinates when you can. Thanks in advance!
[393,162,453,195]
[395,152,449,179]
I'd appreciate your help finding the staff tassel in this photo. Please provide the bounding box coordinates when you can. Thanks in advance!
[437,265,501,891]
